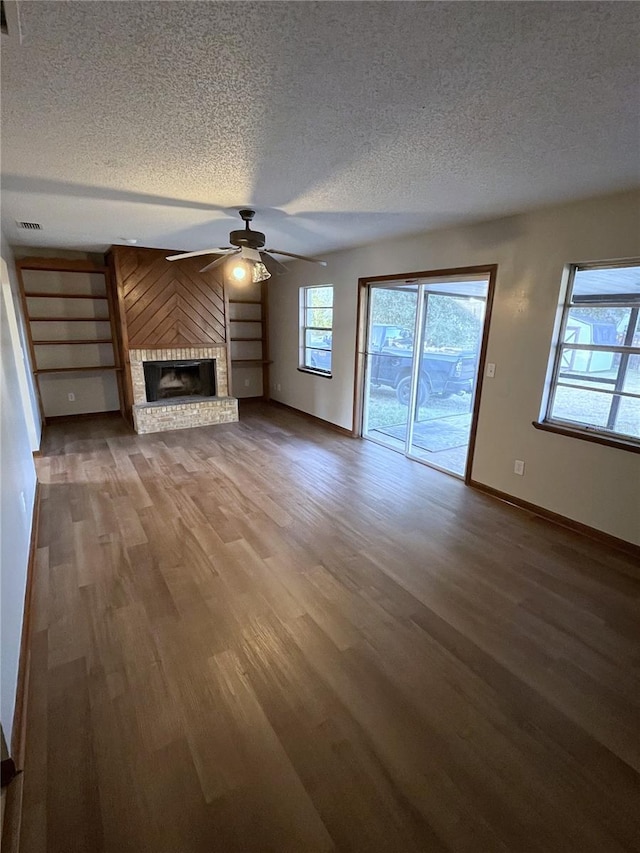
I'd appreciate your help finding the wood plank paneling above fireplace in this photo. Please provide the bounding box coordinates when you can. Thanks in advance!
[109,246,227,348]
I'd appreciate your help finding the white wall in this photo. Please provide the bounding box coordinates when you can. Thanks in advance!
[1,240,42,448]
[0,235,42,750]
[269,190,640,545]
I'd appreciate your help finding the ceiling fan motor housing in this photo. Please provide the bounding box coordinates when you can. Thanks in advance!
[230,228,265,249]
[230,208,265,249]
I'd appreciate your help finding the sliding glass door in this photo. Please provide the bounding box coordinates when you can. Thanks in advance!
[362,273,490,478]
[362,285,417,450]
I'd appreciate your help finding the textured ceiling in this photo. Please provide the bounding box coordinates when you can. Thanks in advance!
[1,1,638,255]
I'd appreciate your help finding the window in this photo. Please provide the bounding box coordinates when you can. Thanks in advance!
[300,285,333,375]
[543,261,640,445]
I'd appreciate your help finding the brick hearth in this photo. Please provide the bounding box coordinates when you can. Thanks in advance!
[129,346,238,434]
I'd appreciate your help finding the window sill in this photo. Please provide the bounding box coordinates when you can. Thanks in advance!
[532,420,640,454]
[297,367,333,379]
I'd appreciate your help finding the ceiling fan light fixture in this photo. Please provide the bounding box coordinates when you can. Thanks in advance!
[229,246,270,284]
[251,261,271,283]
[230,260,249,281]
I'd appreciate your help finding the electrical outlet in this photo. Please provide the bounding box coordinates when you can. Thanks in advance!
[486,363,496,378]
[68,392,75,401]
[514,459,525,476]
[244,379,250,387]
[276,383,281,392]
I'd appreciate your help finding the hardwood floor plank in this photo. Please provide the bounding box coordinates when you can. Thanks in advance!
[18,404,640,852]
[18,629,48,853]
[46,658,104,853]
[207,648,335,852]
[287,613,509,852]
[409,603,640,849]
[237,611,447,853]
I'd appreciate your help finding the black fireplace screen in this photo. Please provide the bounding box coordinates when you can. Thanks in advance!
[143,359,216,402]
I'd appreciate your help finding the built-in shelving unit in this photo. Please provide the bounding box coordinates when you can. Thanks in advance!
[32,339,114,345]
[227,284,270,399]
[17,258,124,422]
[23,292,109,300]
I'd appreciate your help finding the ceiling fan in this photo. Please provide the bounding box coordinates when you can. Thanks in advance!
[166,208,327,283]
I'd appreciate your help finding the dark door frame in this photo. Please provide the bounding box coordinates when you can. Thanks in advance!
[352,264,498,484]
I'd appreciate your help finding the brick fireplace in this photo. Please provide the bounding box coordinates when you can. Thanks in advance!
[129,346,238,434]
[109,243,242,435]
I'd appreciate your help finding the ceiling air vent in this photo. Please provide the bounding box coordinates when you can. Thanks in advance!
[16,221,42,230]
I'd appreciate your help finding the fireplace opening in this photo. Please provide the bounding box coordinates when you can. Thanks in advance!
[143,359,217,402]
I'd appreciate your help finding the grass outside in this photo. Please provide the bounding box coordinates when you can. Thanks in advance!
[365,366,640,439]
[365,386,472,434]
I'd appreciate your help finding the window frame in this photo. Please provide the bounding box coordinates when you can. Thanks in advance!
[299,285,334,377]
[538,259,640,451]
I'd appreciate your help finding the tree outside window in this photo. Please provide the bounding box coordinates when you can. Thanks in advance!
[300,286,333,374]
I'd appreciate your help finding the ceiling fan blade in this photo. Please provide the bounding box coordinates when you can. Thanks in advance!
[200,249,240,273]
[266,249,327,267]
[166,248,232,261]
[260,251,289,275]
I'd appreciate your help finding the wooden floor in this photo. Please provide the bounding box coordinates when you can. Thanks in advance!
[18,403,640,852]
